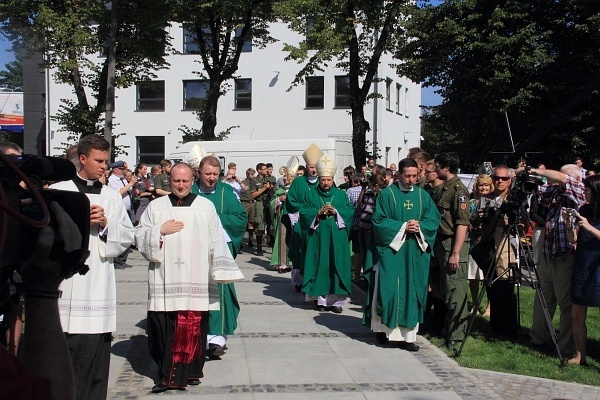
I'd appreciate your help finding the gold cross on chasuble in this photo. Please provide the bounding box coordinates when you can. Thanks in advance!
[404,200,414,210]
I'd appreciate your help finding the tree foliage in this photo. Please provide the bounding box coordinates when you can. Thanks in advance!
[398,0,600,169]
[0,0,172,149]
[276,0,412,167]
[172,0,276,142]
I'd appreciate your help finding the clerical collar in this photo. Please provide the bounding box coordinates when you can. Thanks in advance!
[397,181,414,192]
[307,176,318,184]
[196,182,216,194]
[168,192,197,207]
[72,173,103,193]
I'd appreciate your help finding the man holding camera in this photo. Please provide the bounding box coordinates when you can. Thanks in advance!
[527,164,585,356]
[50,134,135,400]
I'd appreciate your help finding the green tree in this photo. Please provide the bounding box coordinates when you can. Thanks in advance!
[1,0,172,154]
[0,59,23,89]
[398,0,600,169]
[173,0,276,142]
[276,0,411,167]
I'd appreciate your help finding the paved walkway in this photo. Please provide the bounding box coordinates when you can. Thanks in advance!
[107,249,600,399]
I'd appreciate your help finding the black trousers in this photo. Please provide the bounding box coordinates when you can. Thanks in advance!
[147,311,208,388]
[487,280,518,338]
[65,332,112,400]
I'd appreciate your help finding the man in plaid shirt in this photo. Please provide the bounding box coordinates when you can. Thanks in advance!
[528,164,585,355]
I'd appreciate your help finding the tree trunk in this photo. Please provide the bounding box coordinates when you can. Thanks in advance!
[351,105,369,169]
[104,0,118,147]
[201,80,221,140]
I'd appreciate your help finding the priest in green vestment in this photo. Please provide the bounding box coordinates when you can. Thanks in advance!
[362,158,440,351]
[284,144,323,290]
[270,156,301,272]
[189,153,247,359]
[300,154,355,313]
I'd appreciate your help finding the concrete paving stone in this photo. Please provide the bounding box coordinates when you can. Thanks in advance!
[247,357,354,384]
[201,357,252,386]
[253,393,367,400]
[363,391,463,400]
[338,354,441,384]
[236,305,330,334]
[243,337,336,360]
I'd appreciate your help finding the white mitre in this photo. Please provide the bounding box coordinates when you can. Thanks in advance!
[185,144,207,169]
[316,154,337,177]
[303,143,323,165]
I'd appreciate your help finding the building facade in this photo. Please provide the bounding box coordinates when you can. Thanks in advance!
[41,22,421,168]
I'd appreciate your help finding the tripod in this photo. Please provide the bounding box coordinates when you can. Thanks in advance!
[456,211,566,366]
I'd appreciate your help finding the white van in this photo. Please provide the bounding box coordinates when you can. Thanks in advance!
[166,138,354,185]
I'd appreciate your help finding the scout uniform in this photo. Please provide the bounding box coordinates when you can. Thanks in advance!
[434,175,471,345]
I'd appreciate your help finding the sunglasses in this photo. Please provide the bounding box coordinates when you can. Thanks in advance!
[493,176,510,181]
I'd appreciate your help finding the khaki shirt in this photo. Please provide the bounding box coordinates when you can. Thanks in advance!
[153,172,170,195]
[250,176,269,202]
[436,176,470,237]
[240,178,253,201]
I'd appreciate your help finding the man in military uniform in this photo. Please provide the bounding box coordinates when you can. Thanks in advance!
[433,152,471,350]
[153,159,172,197]
[241,168,257,248]
[251,163,273,256]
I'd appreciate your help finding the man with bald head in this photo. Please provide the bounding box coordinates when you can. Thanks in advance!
[527,164,585,356]
[136,162,244,393]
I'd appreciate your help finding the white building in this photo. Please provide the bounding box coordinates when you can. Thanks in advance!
[43,22,421,168]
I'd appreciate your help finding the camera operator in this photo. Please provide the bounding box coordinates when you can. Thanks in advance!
[1,203,86,400]
[477,165,520,338]
[527,164,585,356]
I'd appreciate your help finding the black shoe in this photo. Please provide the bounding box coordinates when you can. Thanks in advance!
[187,378,201,386]
[208,343,225,357]
[375,332,389,345]
[256,249,264,256]
[331,306,343,313]
[151,383,169,393]
[404,342,419,352]
[248,240,254,248]
[295,284,302,293]
[114,264,126,270]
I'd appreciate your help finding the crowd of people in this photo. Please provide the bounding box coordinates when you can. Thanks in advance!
[0,137,599,399]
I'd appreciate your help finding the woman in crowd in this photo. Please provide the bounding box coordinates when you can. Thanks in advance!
[565,174,600,365]
[354,173,387,283]
[133,163,155,224]
[469,174,494,315]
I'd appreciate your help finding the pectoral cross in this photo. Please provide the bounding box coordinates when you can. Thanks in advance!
[404,200,413,210]
[174,258,185,268]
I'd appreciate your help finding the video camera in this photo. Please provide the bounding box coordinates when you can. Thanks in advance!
[0,154,90,314]
[500,166,545,219]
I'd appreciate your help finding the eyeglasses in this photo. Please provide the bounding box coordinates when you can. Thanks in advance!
[493,176,510,181]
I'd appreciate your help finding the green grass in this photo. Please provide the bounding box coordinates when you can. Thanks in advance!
[428,286,600,386]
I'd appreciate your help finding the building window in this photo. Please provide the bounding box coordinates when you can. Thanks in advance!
[235,28,252,52]
[137,136,165,165]
[183,80,209,110]
[404,87,409,118]
[385,78,392,111]
[335,76,351,108]
[396,83,402,114]
[234,78,252,110]
[136,81,165,111]
[305,76,324,109]
[183,26,200,54]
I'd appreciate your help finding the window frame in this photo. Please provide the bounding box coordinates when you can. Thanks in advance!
[334,75,351,108]
[305,76,325,109]
[136,80,165,111]
[183,80,209,111]
[234,78,252,110]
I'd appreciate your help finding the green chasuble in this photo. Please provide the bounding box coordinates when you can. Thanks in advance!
[284,175,319,272]
[192,181,248,335]
[300,185,355,297]
[269,187,292,267]
[362,183,440,330]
